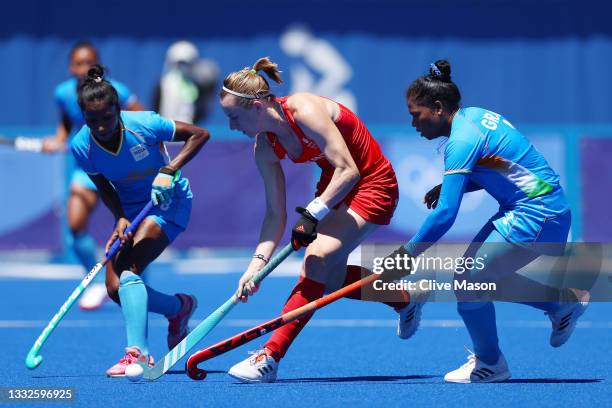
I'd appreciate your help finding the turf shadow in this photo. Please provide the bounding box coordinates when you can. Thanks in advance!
[275,374,437,384]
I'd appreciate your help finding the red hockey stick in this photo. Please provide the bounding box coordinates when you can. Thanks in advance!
[186,272,381,380]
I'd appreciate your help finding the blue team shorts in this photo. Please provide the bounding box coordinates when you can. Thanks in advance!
[123,179,192,243]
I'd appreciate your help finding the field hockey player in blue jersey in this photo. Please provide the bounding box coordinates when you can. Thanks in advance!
[70,64,210,377]
[397,60,589,383]
[43,42,145,311]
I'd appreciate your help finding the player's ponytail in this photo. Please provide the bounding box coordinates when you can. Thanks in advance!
[221,56,282,105]
[407,59,461,111]
[78,64,120,111]
[252,57,283,85]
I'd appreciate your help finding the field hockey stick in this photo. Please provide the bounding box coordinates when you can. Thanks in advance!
[140,243,295,380]
[186,272,381,380]
[25,201,154,370]
[0,135,44,152]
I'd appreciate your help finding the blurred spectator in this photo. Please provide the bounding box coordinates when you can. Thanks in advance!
[153,40,218,124]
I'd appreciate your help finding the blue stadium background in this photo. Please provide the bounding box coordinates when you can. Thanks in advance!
[2,0,611,254]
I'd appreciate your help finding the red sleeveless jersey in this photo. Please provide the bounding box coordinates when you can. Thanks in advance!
[266,96,398,225]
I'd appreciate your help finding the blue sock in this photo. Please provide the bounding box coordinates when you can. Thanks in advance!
[118,271,149,355]
[72,232,102,283]
[146,286,181,317]
[457,302,501,365]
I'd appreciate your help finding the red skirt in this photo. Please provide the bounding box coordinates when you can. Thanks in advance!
[315,160,399,225]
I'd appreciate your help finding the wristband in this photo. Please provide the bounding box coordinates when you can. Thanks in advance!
[159,166,177,176]
[253,253,269,264]
[305,198,330,221]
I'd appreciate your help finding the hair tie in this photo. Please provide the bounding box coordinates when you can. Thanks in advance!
[430,63,442,77]
[94,76,103,83]
[249,69,258,75]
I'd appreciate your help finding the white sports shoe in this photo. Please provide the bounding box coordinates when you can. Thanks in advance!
[78,283,110,311]
[547,288,590,348]
[444,351,511,383]
[228,349,279,383]
[397,279,431,339]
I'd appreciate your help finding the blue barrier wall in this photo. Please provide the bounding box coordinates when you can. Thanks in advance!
[1,0,612,126]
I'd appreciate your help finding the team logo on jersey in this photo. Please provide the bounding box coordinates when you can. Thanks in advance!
[129,144,149,161]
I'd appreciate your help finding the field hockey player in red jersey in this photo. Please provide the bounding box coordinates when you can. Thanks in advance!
[219,57,430,383]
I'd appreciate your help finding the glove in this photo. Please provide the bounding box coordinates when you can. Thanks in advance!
[151,167,177,206]
[291,207,318,250]
[380,246,414,281]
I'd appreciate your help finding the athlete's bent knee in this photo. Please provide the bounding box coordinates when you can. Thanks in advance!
[106,280,120,304]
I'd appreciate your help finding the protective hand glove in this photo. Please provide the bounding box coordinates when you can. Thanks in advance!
[291,207,318,250]
[424,184,442,209]
[151,167,177,206]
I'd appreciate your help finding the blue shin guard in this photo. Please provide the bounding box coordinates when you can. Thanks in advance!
[118,271,149,355]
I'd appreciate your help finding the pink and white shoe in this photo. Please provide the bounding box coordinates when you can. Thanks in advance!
[106,346,153,378]
[167,294,198,350]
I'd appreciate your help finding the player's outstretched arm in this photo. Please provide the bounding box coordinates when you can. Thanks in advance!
[165,121,210,172]
[88,173,133,252]
[407,173,469,256]
[235,136,287,302]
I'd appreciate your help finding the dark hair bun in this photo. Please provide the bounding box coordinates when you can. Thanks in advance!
[86,64,105,82]
[429,60,452,82]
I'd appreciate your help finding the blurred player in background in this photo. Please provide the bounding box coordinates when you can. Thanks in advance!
[152,40,218,124]
[71,64,209,376]
[219,57,429,383]
[43,41,144,310]
[399,60,589,383]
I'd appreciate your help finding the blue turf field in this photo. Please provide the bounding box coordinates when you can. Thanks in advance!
[2,262,610,407]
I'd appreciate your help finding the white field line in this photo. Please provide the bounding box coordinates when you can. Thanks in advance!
[2,319,612,329]
[0,259,303,279]
[0,263,83,279]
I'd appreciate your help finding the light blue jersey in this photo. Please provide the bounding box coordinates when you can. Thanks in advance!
[55,77,136,191]
[446,108,570,242]
[71,111,192,241]
[445,108,560,204]
[407,107,570,256]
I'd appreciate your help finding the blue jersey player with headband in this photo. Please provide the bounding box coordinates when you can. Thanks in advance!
[71,64,210,377]
[394,60,589,383]
[43,42,144,311]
